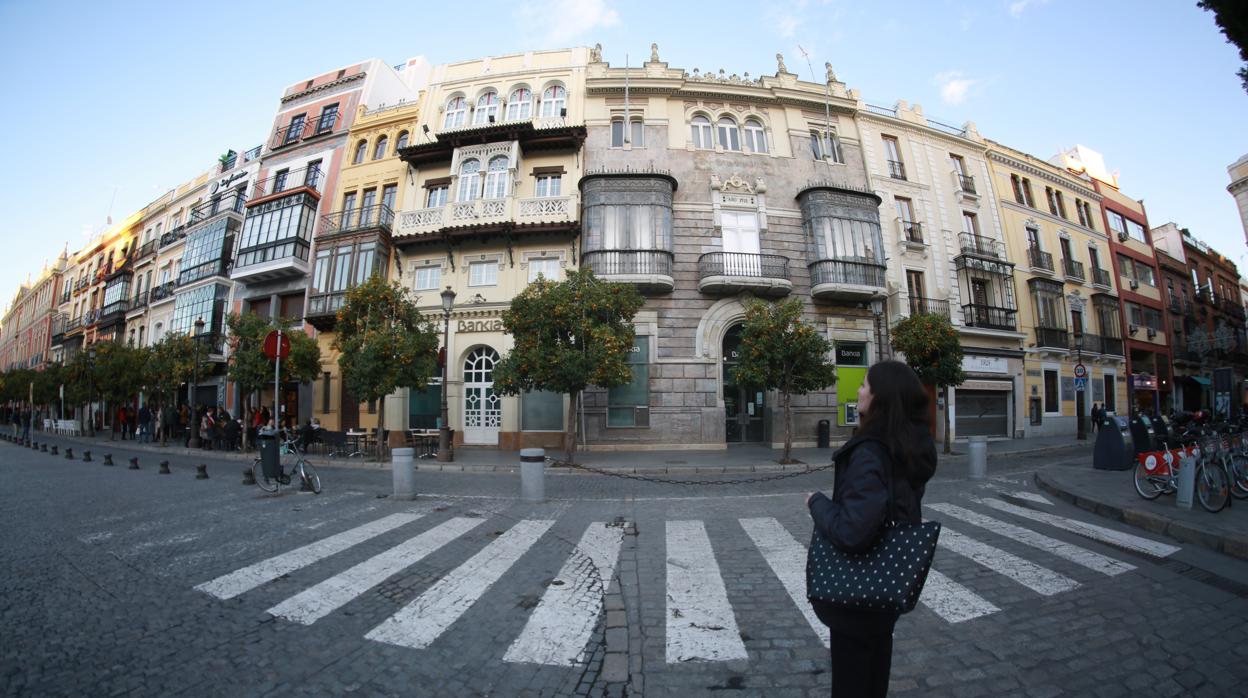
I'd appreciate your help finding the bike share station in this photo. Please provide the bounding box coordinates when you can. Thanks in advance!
[1097,408,1206,511]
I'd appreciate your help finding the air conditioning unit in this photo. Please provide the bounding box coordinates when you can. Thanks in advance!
[1147,327,1157,338]
[1117,232,1130,242]
[1128,324,1139,335]
[1129,279,1140,290]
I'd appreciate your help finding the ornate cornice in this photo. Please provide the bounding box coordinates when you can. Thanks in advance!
[281,73,366,104]
[987,151,1101,202]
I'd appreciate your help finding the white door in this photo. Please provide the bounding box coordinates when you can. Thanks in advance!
[720,211,761,275]
[463,347,501,445]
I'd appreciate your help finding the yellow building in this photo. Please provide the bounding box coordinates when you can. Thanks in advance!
[987,142,1126,435]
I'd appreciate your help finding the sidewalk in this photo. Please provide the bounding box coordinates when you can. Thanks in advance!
[1036,465,1248,562]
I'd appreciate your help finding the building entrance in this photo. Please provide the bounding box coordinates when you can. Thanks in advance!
[723,325,764,442]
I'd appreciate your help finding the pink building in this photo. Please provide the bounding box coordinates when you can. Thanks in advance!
[0,252,68,372]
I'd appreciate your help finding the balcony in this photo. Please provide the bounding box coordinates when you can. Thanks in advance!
[1091,267,1112,288]
[907,297,950,319]
[179,259,231,287]
[957,174,977,196]
[1100,336,1124,356]
[958,232,1004,260]
[582,249,673,294]
[808,259,887,302]
[887,160,907,181]
[321,204,394,238]
[962,304,1017,331]
[128,291,149,313]
[1035,326,1068,350]
[64,317,81,334]
[190,190,247,225]
[270,112,341,150]
[897,220,925,248]
[247,164,322,203]
[1062,258,1085,282]
[149,281,178,304]
[98,300,130,326]
[697,252,792,297]
[159,225,188,248]
[136,239,158,259]
[394,195,578,238]
[231,238,311,283]
[1027,247,1054,274]
[305,291,348,331]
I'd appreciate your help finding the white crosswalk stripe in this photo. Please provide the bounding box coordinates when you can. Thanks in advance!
[367,519,556,650]
[927,503,1134,576]
[269,516,483,625]
[969,496,1181,558]
[918,568,1000,623]
[195,512,424,600]
[738,517,830,648]
[937,526,1079,596]
[665,520,748,663]
[504,522,626,665]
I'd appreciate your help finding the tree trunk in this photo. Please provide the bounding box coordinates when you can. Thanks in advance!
[782,390,793,463]
[943,385,953,455]
[563,390,580,464]
[376,398,385,462]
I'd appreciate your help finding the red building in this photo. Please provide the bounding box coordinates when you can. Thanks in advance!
[0,253,68,372]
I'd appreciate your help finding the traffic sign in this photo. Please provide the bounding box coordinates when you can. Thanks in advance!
[1073,363,1087,379]
[263,330,291,360]
[1074,377,1088,391]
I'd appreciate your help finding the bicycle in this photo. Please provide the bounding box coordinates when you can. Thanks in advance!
[1132,437,1230,513]
[251,434,322,494]
[1225,433,1248,500]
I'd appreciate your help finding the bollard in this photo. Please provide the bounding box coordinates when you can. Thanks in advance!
[158,460,171,475]
[41,443,47,452]
[520,448,546,503]
[1176,456,1196,511]
[64,448,73,459]
[30,440,37,450]
[128,457,139,470]
[83,450,92,462]
[392,447,416,500]
[195,463,209,480]
[242,467,255,485]
[50,445,58,455]
[967,436,988,480]
[103,454,114,466]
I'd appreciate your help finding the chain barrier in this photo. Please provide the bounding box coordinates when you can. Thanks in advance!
[545,457,837,486]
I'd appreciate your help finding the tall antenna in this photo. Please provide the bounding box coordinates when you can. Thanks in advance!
[798,44,834,172]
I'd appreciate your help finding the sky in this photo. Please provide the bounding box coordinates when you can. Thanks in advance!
[1,0,1246,306]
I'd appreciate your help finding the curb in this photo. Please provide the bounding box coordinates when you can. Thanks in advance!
[1034,470,1248,562]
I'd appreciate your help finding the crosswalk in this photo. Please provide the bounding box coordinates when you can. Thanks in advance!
[174,490,1181,668]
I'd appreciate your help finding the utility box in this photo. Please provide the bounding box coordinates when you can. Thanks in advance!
[258,433,280,479]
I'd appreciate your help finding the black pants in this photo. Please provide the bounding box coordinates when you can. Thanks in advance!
[829,626,894,697]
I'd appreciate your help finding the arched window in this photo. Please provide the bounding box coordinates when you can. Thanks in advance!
[372,135,389,160]
[352,139,367,164]
[457,159,481,201]
[506,88,532,121]
[395,131,409,150]
[484,156,509,199]
[744,119,767,154]
[540,85,567,117]
[691,115,713,149]
[444,96,467,129]
[717,117,740,151]
[473,90,499,125]
[611,118,644,147]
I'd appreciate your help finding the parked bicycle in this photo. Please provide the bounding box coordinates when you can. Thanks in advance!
[1132,437,1229,513]
[250,433,322,494]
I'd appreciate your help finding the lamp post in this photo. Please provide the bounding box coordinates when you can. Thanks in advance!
[437,286,456,462]
[188,317,205,449]
[86,346,96,438]
[1073,327,1086,441]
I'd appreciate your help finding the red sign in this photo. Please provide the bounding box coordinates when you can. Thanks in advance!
[1074,363,1087,379]
[263,331,291,360]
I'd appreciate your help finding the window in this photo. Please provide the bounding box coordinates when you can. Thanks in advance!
[273,169,289,193]
[950,154,967,177]
[305,160,322,191]
[1107,210,1127,238]
[1046,188,1067,218]
[1044,369,1059,413]
[962,211,980,236]
[1126,219,1147,244]
[427,185,448,208]
[483,156,509,199]
[473,90,499,124]
[354,242,378,285]
[284,114,305,144]
[1117,253,1136,282]
[810,130,843,163]
[608,336,649,426]
[611,119,625,147]
[1134,260,1156,287]
[360,189,376,218]
[522,390,563,430]
[178,217,234,285]
[316,104,339,134]
[372,135,389,160]
[1055,191,1067,218]
[1089,246,1102,272]
[528,257,560,282]
[535,174,562,197]
[341,191,357,227]
[468,261,498,286]
[381,184,397,213]
[630,119,643,147]
[414,265,441,291]
[353,140,367,164]
[457,159,481,201]
[1030,279,1066,328]
[395,131,409,150]
[1076,199,1095,229]
[170,283,227,336]
[612,118,643,147]
[744,119,767,154]
[716,117,740,151]
[539,85,567,117]
[882,135,904,178]
[505,88,532,120]
[1011,175,1034,206]
[691,115,713,148]
[444,96,467,129]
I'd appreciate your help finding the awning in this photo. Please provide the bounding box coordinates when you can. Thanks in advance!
[1183,375,1212,387]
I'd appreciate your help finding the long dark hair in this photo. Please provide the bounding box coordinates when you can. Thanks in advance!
[856,360,931,477]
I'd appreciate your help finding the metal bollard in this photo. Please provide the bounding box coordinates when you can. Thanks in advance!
[1176,456,1196,511]
[103,454,114,466]
[242,467,255,485]
[391,447,416,500]
[520,448,545,503]
[30,440,37,450]
[195,464,209,479]
[158,460,171,475]
[128,457,139,470]
[64,448,73,459]
[50,445,58,455]
[83,450,92,462]
[967,436,988,480]
[41,443,47,452]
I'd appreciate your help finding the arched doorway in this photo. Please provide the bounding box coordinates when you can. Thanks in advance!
[723,325,764,442]
[463,346,501,445]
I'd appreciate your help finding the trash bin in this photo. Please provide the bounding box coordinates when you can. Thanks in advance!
[1129,415,1155,457]
[817,419,831,449]
[1093,416,1134,470]
[258,432,281,479]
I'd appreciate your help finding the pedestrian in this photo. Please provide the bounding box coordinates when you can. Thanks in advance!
[1090,403,1100,433]
[163,403,178,446]
[116,404,128,441]
[805,360,937,698]
[138,403,152,443]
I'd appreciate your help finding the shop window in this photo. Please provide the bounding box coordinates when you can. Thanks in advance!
[608,336,649,427]
[522,390,563,431]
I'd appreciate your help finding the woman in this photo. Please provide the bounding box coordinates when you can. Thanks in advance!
[806,360,937,697]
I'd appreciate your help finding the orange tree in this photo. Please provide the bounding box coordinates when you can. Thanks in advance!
[891,312,965,454]
[732,298,837,464]
[492,268,644,463]
[334,275,439,451]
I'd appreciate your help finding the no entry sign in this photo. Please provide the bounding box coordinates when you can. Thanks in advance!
[263,330,291,360]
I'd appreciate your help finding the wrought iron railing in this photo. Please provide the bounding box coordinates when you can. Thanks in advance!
[65,317,81,333]
[908,297,950,318]
[962,304,1016,331]
[159,225,187,248]
[1062,258,1085,281]
[99,300,129,320]
[582,249,673,277]
[887,160,907,180]
[1035,326,1068,349]
[1092,267,1112,287]
[243,145,262,162]
[130,290,149,309]
[957,174,976,195]
[149,281,178,302]
[178,259,230,287]
[137,239,157,258]
[234,237,311,270]
[808,259,887,288]
[1100,336,1124,356]
[321,204,395,235]
[311,111,340,136]
[250,165,323,200]
[697,252,790,281]
[901,221,923,244]
[190,190,247,223]
[272,120,305,148]
[958,232,1004,259]
[1028,247,1054,272]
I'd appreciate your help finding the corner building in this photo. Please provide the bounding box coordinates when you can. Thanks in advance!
[579,49,877,449]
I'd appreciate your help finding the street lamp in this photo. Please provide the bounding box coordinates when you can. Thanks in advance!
[188,317,205,449]
[437,286,456,462]
[1073,327,1086,441]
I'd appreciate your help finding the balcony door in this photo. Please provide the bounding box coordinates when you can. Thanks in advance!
[906,269,925,314]
[721,211,761,276]
[463,346,501,445]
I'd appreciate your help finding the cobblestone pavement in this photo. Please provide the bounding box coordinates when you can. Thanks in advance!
[4,436,1248,697]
